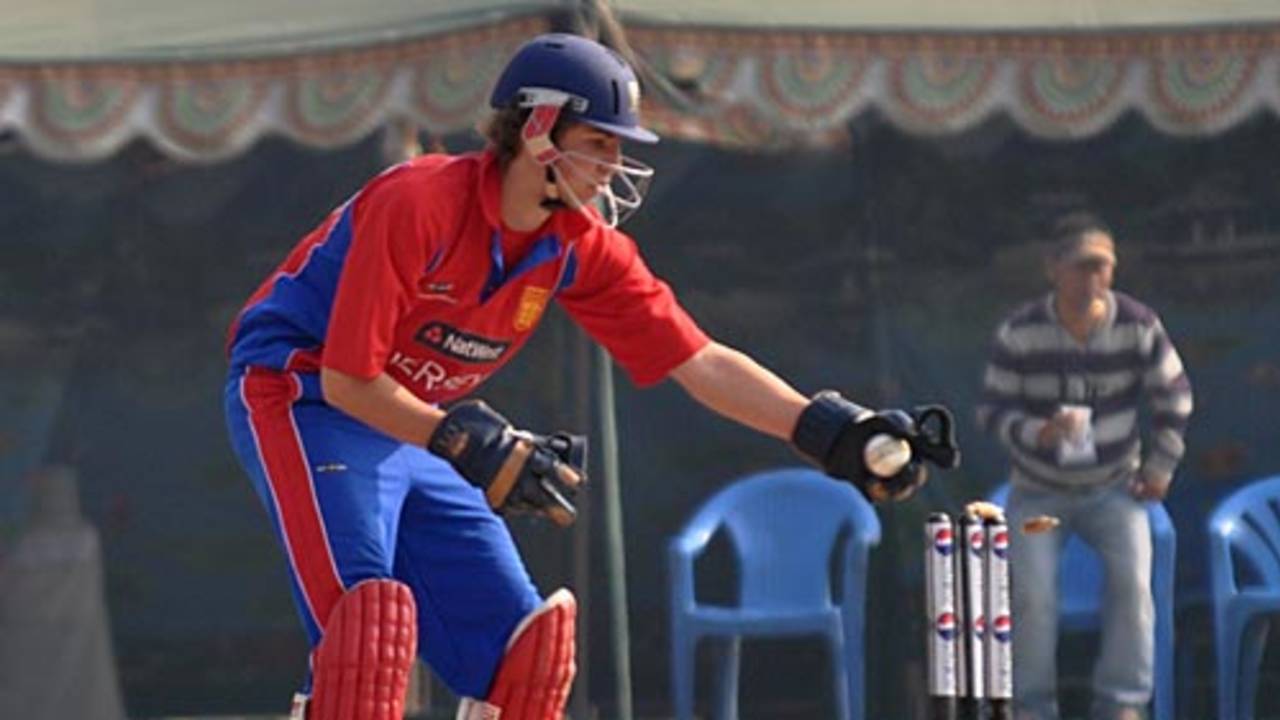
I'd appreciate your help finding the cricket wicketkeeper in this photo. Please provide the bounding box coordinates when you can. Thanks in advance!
[223,32,959,720]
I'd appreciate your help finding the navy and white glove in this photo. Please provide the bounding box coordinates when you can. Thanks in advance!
[791,391,960,503]
[427,400,587,526]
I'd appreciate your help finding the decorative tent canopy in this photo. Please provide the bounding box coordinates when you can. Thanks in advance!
[2,1,1279,161]
[633,24,1280,147]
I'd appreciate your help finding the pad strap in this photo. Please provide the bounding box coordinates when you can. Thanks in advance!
[456,697,502,720]
[791,390,871,465]
[310,579,417,720]
[479,588,577,720]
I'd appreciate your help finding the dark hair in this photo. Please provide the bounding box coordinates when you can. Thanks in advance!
[479,105,574,169]
[1050,211,1112,248]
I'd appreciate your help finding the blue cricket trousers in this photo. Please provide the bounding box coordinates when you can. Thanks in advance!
[224,367,541,698]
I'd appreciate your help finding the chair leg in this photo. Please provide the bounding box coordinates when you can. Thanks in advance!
[711,636,741,720]
[1175,639,1195,720]
[828,634,851,720]
[1154,593,1174,720]
[844,612,866,720]
[673,632,696,720]
[1216,612,1242,720]
[1240,616,1271,720]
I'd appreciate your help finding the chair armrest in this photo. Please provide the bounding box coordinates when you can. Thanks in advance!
[838,501,880,610]
[849,502,882,547]
[668,542,696,613]
[1146,501,1174,538]
[670,516,717,559]
[1146,501,1176,562]
[1206,513,1238,602]
[668,512,721,612]
[1145,503,1177,609]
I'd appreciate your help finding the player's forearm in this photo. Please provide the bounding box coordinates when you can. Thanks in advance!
[669,341,808,440]
[320,367,445,445]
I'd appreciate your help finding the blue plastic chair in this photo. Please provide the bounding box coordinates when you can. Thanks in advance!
[1208,474,1280,720]
[989,483,1176,720]
[668,468,881,720]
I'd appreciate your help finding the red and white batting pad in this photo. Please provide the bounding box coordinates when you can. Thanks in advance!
[309,579,417,720]
[473,587,577,720]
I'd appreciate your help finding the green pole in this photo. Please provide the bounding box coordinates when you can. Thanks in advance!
[597,345,633,720]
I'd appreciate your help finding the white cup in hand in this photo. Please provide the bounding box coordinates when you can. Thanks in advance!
[1058,405,1091,442]
[1056,404,1096,465]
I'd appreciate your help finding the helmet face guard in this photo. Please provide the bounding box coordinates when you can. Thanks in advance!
[552,148,654,228]
[511,86,654,227]
[491,34,659,226]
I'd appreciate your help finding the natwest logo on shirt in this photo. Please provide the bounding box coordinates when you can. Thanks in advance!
[413,322,510,363]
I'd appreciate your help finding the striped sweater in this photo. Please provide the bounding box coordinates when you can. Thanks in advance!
[975,291,1193,490]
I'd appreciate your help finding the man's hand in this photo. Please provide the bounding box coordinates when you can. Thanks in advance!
[1035,408,1087,449]
[791,391,960,504]
[1129,467,1172,501]
[427,400,587,526]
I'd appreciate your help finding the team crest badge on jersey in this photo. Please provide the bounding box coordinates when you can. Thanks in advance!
[514,286,551,331]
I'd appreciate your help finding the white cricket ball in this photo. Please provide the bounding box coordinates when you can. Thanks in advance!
[863,434,912,477]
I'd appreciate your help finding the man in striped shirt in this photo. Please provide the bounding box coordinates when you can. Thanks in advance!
[975,213,1193,720]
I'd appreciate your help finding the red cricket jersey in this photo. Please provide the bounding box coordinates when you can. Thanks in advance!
[227,150,709,404]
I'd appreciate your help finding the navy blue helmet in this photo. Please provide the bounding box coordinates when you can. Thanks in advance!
[490,33,659,144]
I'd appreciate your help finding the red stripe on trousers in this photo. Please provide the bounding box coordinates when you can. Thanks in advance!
[242,367,345,629]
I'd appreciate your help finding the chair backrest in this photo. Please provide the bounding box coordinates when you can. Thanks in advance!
[685,468,880,611]
[1208,475,1280,596]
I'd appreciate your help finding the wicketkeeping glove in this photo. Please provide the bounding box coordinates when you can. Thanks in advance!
[791,391,961,504]
[427,400,587,527]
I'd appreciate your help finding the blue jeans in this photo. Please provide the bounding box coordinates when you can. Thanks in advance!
[1007,477,1154,720]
